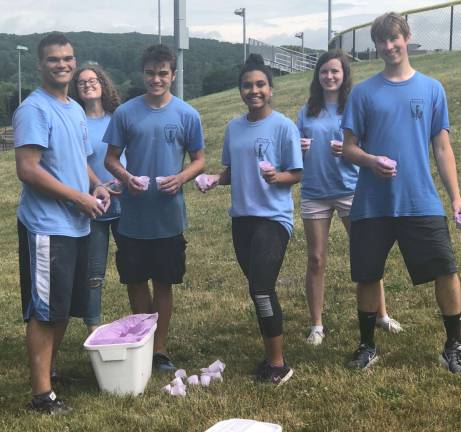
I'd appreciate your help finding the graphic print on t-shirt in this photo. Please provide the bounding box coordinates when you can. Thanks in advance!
[254,137,271,160]
[164,124,179,143]
[410,99,424,120]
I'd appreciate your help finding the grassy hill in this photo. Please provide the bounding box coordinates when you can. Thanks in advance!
[1,52,461,431]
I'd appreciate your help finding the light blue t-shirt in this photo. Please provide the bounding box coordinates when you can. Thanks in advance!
[14,87,92,237]
[87,114,126,221]
[103,95,205,239]
[297,104,358,199]
[342,71,448,221]
[221,111,303,235]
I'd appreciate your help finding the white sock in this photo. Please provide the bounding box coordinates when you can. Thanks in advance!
[311,325,324,333]
[377,314,390,323]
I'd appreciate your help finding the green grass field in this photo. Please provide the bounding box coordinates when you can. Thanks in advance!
[1,52,461,431]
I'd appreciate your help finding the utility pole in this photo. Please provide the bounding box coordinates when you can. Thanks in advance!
[16,45,28,106]
[234,8,246,63]
[295,32,304,53]
[328,0,332,47]
[158,0,161,44]
[174,0,189,99]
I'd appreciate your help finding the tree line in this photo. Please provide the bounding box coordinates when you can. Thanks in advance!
[0,32,245,126]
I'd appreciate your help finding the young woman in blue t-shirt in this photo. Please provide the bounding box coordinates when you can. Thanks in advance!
[297,50,402,345]
[198,54,303,385]
[71,65,122,334]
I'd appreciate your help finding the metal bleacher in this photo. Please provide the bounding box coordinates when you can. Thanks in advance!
[248,38,318,72]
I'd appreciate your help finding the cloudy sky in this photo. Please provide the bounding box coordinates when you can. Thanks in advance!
[0,0,446,49]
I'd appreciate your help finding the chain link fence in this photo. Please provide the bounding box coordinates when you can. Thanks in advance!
[329,1,461,59]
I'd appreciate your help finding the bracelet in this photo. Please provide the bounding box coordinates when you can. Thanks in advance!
[93,183,106,191]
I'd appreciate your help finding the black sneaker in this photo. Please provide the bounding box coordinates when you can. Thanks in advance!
[26,391,72,416]
[269,364,293,386]
[347,343,378,369]
[152,352,176,372]
[440,342,461,373]
[253,360,293,386]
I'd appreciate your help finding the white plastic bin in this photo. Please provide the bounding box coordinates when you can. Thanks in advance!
[205,419,282,432]
[83,322,156,395]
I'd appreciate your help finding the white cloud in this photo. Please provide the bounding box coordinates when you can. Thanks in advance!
[0,0,449,51]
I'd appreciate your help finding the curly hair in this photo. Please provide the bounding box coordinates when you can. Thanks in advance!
[238,53,273,89]
[71,65,121,114]
[306,49,352,118]
[141,44,176,71]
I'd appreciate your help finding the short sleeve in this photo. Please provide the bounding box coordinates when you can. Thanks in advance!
[13,104,49,149]
[430,81,450,137]
[185,111,205,153]
[102,108,127,150]
[281,120,303,171]
[221,124,231,167]
[341,86,366,139]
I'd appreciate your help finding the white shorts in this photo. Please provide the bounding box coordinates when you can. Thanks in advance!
[300,195,354,220]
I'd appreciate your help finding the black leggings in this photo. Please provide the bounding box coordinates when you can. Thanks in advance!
[232,217,289,338]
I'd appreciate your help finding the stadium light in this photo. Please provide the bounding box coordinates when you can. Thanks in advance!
[234,8,246,62]
[295,31,304,53]
[16,45,28,106]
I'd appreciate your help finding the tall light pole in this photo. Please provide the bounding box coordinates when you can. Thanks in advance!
[16,45,28,106]
[234,8,246,63]
[174,0,189,99]
[157,0,162,44]
[295,32,304,53]
[328,0,332,46]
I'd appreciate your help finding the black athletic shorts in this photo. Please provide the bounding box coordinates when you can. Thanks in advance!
[350,216,457,285]
[115,233,187,285]
[18,219,90,322]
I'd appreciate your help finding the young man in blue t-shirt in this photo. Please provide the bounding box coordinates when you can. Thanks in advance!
[14,33,110,414]
[104,45,205,371]
[342,12,461,371]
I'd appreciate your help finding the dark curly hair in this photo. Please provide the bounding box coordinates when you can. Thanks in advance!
[238,53,273,89]
[71,65,121,114]
[306,49,351,117]
[141,44,176,71]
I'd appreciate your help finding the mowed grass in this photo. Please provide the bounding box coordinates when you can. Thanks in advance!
[1,51,461,431]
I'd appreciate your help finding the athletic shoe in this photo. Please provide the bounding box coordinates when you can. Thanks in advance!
[152,352,176,372]
[26,391,72,415]
[347,343,378,369]
[253,360,293,386]
[376,317,403,334]
[269,364,293,386]
[439,342,461,373]
[306,328,325,346]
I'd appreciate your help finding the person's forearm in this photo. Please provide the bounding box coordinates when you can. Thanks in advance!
[177,157,205,184]
[343,142,376,168]
[105,155,132,185]
[274,169,302,185]
[434,143,461,202]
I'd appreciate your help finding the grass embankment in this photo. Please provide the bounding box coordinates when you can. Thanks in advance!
[1,52,461,431]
